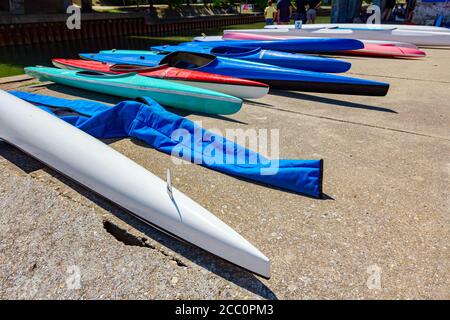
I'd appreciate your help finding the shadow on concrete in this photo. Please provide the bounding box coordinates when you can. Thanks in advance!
[0,142,277,299]
[230,171,333,201]
[0,141,46,173]
[269,90,397,113]
[243,99,274,107]
[320,55,368,61]
[420,46,450,50]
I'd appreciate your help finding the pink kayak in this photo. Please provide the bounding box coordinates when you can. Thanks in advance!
[223,32,426,58]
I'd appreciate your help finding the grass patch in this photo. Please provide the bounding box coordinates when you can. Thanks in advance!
[0,64,25,78]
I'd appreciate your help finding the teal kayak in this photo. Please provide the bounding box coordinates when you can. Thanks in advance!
[24,66,243,115]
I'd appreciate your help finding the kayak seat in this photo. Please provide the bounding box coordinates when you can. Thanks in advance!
[76,70,137,78]
[211,46,257,55]
[110,64,169,73]
[77,71,105,76]
[160,51,215,69]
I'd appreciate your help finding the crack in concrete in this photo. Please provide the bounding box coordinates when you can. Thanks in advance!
[0,161,190,270]
[103,220,188,268]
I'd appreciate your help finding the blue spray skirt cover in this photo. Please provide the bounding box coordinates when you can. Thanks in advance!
[10,91,323,198]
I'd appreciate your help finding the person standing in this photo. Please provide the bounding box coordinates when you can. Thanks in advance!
[406,0,416,22]
[306,0,321,24]
[295,0,307,24]
[264,0,277,25]
[277,0,293,25]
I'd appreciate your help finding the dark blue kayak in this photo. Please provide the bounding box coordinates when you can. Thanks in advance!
[80,50,389,96]
[151,45,351,73]
[188,38,365,53]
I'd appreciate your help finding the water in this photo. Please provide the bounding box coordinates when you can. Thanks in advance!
[0,36,187,78]
[0,22,271,78]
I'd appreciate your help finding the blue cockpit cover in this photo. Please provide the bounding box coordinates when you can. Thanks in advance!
[10,91,323,198]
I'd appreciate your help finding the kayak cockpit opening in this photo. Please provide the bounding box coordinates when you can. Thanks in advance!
[77,70,105,76]
[110,64,168,73]
[76,70,138,78]
[210,46,261,56]
[160,51,216,70]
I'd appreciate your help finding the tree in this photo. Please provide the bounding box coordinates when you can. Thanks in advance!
[81,0,92,13]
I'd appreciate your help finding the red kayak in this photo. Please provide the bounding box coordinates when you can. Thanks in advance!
[343,42,426,58]
[52,58,269,99]
[222,32,426,58]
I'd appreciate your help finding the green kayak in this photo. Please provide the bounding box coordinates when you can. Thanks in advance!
[24,66,243,115]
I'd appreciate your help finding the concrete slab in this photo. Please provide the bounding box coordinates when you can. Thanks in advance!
[0,48,449,299]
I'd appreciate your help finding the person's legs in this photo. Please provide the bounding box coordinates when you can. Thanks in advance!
[307,9,316,23]
[265,18,274,25]
[386,8,393,21]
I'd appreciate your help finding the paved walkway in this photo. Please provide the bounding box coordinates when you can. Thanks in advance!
[0,48,449,299]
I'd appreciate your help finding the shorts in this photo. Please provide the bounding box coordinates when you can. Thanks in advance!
[265,18,274,25]
[307,9,316,21]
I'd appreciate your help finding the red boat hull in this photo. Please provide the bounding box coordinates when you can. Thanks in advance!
[52,59,268,88]
[223,32,426,58]
[52,58,269,99]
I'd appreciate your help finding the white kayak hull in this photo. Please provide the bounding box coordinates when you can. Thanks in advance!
[266,23,450,33]
[164,80,268,100]
[225,28,450,47]
[0,89,270,278]
[194,35,419,49]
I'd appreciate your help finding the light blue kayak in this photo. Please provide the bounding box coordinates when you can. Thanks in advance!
[24,66,243,115]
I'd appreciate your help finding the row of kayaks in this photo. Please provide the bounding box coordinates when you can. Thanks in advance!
[194,34,428,58]
[26,26,447,116]
[25,41,392,115]
[209,33,428,58]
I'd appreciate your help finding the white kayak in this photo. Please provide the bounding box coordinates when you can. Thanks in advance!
[225,27,450,47]
[265,23,450,33]
[194,35,419,49]
[0,89,270,278]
